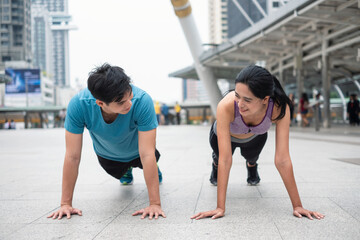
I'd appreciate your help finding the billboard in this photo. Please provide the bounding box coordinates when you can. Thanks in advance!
[5,68,41,94]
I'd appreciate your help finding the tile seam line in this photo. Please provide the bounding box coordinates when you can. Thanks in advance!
[4,206,61,238]
[92,188,147,240]
[191,175,206,223]
[273,222,285,240]
[256,185,263,198]
[328,197,360,223]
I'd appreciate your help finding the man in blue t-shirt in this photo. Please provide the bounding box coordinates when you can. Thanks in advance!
[48,64,165,220]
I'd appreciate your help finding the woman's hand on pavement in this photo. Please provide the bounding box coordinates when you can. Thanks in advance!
[191,208,225,220]
[293,206,324,220]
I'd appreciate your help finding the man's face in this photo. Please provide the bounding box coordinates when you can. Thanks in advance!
[97,91,134,115]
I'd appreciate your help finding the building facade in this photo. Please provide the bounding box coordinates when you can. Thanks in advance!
[0,0,32,67]
[182,79,209,103]
[208,0,228,45]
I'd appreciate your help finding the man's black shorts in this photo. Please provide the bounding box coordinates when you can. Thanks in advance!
[97,149,160,179]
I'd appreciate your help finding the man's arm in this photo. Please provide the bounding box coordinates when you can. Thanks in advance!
[132,128,166,219]
[48,130,83,219]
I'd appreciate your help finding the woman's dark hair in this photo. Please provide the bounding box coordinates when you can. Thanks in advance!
[87,63,132,104]
[301,93,309,102]
[235,65,291,121]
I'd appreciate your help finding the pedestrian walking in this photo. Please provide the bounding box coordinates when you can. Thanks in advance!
[347,94,360,126]
[299,93,310,127]
[174,102,181,125]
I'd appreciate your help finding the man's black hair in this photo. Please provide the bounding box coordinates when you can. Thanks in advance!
[87,63,132,104]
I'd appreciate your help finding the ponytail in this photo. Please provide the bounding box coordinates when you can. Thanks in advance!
[271,76,292,121]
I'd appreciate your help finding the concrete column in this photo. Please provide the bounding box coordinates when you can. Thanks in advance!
[202,107,207,122]
[279,60,284,86]
[170,0,222,116]
[24,112,29,129]
[185,109,190,124]
[322,37,331,128]
[314,103,320,131]
[294,47,303,112]
[39,112,44,128]
[0,83,5,107]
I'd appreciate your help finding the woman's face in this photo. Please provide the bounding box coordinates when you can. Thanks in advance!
[235,83,268,117]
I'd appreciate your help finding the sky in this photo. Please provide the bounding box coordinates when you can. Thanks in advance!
[68,0,209,104]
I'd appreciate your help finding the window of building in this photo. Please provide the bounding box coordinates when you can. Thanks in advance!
[273,1,280,8]
[2,56,11,61]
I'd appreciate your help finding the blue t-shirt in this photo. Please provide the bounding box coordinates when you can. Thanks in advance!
[64,85,158,162]
[161,104,169,115]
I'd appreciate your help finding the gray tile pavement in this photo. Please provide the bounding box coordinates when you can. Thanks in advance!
[0,124,359,239]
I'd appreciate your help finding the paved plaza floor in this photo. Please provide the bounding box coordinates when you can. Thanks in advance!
[0,124,359,239]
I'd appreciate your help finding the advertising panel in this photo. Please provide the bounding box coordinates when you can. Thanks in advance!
[5,68,41,94]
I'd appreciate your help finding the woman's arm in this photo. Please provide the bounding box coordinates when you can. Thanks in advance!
[215,102,233,212]
[274,105,324,220]
[275,105,302,208]
[191,96,234,220]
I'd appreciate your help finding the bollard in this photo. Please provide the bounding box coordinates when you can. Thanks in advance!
[315,103,320,131]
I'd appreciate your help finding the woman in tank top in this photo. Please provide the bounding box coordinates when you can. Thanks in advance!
[191,65,324,221]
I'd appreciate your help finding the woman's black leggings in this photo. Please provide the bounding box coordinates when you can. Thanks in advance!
[209,124,268,166]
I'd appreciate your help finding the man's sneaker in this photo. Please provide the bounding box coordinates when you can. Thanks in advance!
[209,163,218,186]
[120,167,133,185]
[246,163,260,185]
[157,165,163,183]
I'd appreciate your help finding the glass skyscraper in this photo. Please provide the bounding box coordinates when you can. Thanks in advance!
[31,3,52,75]
[209,0,290,41]
[32,0,75,87]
